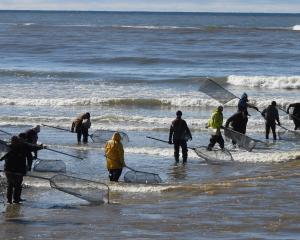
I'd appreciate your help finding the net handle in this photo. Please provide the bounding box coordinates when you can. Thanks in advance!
[146,136,195,150]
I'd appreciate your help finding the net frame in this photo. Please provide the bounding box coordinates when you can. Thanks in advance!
[27,173,110,204]
[124,166,162,184]
[198,78,237,104]
[90,130,129,144]
[192,146,234,164]
[224,127,256,152]
[33,159,67,173]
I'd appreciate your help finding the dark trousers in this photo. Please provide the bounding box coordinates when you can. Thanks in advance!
[266,122,276,140]
[5,173,23,203]
[173,139,188,162]
[76,127,89,143]
[208,134,224,149]
[109,169,123,182]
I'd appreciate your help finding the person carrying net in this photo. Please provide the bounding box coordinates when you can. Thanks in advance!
[169,110,192,163]
[206,106,224,151]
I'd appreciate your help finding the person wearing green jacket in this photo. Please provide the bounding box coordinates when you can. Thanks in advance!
[206,106,224,151]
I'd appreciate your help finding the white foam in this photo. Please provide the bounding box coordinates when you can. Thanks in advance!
[228,75,300,89]
[232,150,300,163]
[292,25,300,31]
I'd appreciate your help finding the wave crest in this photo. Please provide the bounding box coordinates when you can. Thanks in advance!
[227,75,300,89]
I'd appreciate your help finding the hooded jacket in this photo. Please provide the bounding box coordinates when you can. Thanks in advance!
[105,132,125,170]
[207,108,223,134]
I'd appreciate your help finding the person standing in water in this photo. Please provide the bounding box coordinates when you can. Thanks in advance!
[0,136,43,204]
[261,101,281,140]
[169,110,192,163]
[105,132,125,182]
[287,102,300,130]
[238,93,259,133]
[20,125,40,171]
[207,106,224,151]
[71,112,91,144]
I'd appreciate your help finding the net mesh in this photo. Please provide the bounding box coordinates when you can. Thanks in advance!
[224,128,256,152]
[193,146,234,164]
[278,129,300,141]
[33,159,67,173]
[0,140,9,158]
[90,130,129,144]
[124,169,162,184]
[198,78,237,104]
[49,174,109,204]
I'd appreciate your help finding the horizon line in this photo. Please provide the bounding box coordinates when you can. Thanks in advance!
[0,9,299,14]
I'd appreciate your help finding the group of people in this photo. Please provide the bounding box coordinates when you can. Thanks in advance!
[1,98,299,204]
[168,93,300,163]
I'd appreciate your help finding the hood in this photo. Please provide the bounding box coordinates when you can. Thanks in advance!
[112,132,121,142]
[241,92,248,100]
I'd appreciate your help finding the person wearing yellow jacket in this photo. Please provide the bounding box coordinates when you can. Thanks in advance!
[105,132,125,182]
[206,106,224,151]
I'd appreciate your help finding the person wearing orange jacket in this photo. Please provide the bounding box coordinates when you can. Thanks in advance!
[105,132,125,182]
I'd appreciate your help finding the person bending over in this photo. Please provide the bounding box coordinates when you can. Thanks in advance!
[71,112,91,144]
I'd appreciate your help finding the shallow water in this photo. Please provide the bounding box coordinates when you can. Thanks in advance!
[0,11,300,239]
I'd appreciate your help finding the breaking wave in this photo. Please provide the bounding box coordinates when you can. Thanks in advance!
[227,75,300,89]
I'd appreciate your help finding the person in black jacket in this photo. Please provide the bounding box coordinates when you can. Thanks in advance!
[0,136,43,204]
[287,103,300,130]
[225,110,248,145]
[261,101,281,140]
[169,111,192,163]
[20,125,40,171]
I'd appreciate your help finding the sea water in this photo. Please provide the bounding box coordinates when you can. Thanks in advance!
[0,11,300,239]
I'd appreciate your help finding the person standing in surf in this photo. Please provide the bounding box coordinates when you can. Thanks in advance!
[261,101,281,140]
[20,125,40,171]
[287,102,300,130]
[0,136,44,204]
[238,93,259,133]
[169,110,192,163]
[206,106,224,151]
[71,112,91,144]
[105,132,125,182]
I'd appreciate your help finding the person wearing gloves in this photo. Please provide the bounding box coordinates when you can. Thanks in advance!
[105,132,125,182]
[207,106,224,151]
[261,101,281,140]
[169,110,192,163]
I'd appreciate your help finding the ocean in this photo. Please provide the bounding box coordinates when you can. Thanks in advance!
[0,11,300,239]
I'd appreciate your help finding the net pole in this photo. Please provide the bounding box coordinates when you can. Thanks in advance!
[44,147,84,160]
[41,124,72,133]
